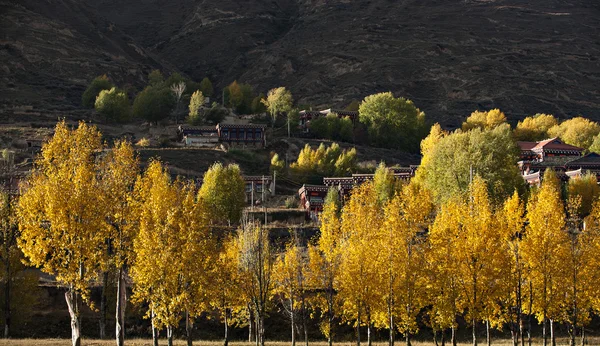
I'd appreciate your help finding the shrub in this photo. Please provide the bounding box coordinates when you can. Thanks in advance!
[132,85,175,123]
[136,137,150,147]
[284,195,298,209]
[95,87,130,123]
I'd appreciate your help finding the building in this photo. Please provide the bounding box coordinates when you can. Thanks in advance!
[217,123,267,148]
[244,175,273,205]
[298,184,329,221]
[299,108,359,131]
[177,126,220,147]
[517,138,584,175]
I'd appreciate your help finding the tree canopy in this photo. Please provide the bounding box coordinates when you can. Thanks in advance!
[132,85,175,123]
[461,109,507,131]
[82,75,113,108]
[513,113,558,141]
[198,163,246,225]
[358,92,427,153]
[548,117,600,150]
[262,87,293,128]
[95,87,130,123]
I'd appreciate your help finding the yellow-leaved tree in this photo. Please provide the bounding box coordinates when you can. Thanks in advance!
[498,191,527,346]
[521,169,569,346]
[426,198,465,346]
[454,177,511,346]
[337,182,384,346]
[375,181,434,346]
[236,223,274,346]
[17,121,107,346]
[307,188,342,346]
[98,140,139,345]
[273,233,309,346]
[462,109,507,131]
[581,199,600,345]
[130,160,213,346]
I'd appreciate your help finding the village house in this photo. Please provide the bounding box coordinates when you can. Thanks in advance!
[217,123,267,148]
[177,126,220,147]
[299,108,359,131]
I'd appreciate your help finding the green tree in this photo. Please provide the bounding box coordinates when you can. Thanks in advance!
[132,85,175,123]
[461,109,507,132]
[514,114,558,141]
[148,70,164,86]
[310,114,354,143]
[358,92,427,153]
[200,77,214,97]
[270,153,285,175]
[548,117,600,150]
[188,90,205,125]
[95,87,130,123]
[198,163,246,225]
[373,162,398,205]
[82,75,113,108]
[252,94,267,114]
[262,87,293,130]
[415,123,523,204]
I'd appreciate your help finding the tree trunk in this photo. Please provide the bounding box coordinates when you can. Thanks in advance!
[99,272,108,339]
[441,329,446,346]
[116,267,126,346]
[473,318,478,346]
[543,317,548,346]
[528,282,533,346]
[452,326,457,346]
[433,329,439,346]
[367,322,372,346]
[389,302,394,346]
[248,307,253,343]
[167,326,173,346]
[291,304,296,346]
[580,327,585,346]
[405,331,411,346]
[186,310,193,346]
[3,242,10,339]
[259,314,265,346]
[151,309,159,346]
[356,308,361,346]
[302,300,308,346]
[486,320,491,346]
[65,290,81,346]
[550,319,556,346]
[224,308,229,346]
[328,292,334,346]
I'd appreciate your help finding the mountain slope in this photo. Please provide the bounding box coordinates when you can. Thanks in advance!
[92,0,600,126]
[0,0,169,120]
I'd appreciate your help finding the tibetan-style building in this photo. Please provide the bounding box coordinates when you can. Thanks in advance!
[244,175,273,205]
[298,184,329,221]
[178,126,220,147]
[217,124,267,148]
[517,138,584,175]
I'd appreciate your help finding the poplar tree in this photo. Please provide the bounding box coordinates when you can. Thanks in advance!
[521,170,569,346]
[99,140,139,346]
[377,182,434,346]
[307,190,342,346]
[17,121,107,346]
[337,182,384,346]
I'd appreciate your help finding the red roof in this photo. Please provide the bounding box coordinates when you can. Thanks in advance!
[532,138,583,151]
[517,141,537,151]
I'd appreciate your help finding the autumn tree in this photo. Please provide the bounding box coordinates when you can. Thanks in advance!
[98,141,140,346]
[95,87,130,123]
[566,173,600,217]
[290,143,357,184]
[188,90,205,125]
[307,191,342,346]
[131,160,213,346]
[0,190,18,338]
[210,234,248,346]
[426,198,465,346]
[498,191,527,346]
[17,121,107,346]
[198,163,246,225]
[415,123,523,204]
[513,114,558,141]
[262,87,294,131]
[376,182,434,346]
[462,109,507,132]
[337,182,384,346]
[358,92,427,153]
[236,223,274,346]
[274,234,310,346]
[82,75,113,108]
[373,162,399,205]
[521,169,570,346]
[548,117,600,150]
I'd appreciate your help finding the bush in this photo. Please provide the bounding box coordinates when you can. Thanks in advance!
[82,75,113,108]
[205,103,228,124]
[284,195,298,209]
[95,87,130,123]
[136,137,150,147]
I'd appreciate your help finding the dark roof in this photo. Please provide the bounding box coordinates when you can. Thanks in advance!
[517,141,537,151]
[217,123,266,129]
[565,153,600,167]
[179,125,217,131]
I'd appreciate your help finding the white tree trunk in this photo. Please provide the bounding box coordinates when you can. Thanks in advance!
[116,267,126,346]
[65,290,81,346]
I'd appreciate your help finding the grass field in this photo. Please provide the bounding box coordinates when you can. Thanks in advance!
[1,339,597,346]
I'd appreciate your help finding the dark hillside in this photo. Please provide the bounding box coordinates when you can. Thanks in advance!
[91,0,600,126]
